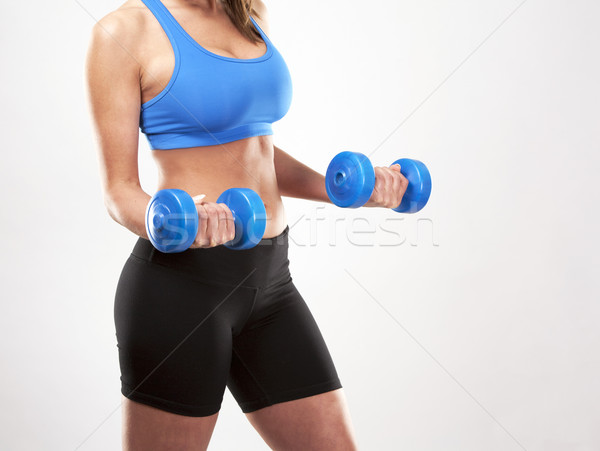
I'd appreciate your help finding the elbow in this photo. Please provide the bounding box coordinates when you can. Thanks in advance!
[102,182,137,222]
[102,182,150,225]
[103,189,123,224]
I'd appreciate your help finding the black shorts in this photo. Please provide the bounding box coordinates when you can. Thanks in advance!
[114,226,342,417]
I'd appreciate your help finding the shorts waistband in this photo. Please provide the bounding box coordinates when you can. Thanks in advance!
[131,225,291,289]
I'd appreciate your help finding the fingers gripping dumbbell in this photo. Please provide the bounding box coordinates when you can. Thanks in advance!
[145,188,267,253]
[325,151,432,213]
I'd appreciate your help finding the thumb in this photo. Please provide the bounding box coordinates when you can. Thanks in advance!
[192,194,207,204]
[390,163,402,172]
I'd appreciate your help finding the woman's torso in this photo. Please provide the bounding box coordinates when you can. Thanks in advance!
[121,0,288,238]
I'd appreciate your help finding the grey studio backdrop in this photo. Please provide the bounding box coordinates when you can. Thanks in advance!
[0,0,598,449]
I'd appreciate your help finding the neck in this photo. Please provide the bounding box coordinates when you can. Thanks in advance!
[176,0,221,12]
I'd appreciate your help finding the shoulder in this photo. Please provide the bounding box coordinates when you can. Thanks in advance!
[89,1,148,54]
[86,1,155,91]
[251,0,270,37]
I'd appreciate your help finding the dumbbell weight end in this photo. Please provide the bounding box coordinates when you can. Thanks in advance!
[325,151,376,208]
[390,158,432,213]
[216,188,267,250]
[145,189,199,253]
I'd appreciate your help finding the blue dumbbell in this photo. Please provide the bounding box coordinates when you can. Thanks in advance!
[145,188,267,253]
[325,151,431,213]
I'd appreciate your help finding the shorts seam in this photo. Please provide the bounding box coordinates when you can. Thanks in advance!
[127,253,259,290]
[238,378,343,413]
[231,345,271,400]
[236,288,260,335]
[240,289,302,334]
[263,272,293,290]
[122,384,221,417]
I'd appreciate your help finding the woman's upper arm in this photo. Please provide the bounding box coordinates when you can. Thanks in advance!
[85,11,143,199]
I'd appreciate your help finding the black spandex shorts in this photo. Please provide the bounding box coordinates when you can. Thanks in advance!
[114,226,342,417]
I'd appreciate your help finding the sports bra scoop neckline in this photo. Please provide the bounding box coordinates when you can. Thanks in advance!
[147,0,273,64]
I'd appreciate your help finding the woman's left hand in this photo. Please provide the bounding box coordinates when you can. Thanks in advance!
[363,164,409,209]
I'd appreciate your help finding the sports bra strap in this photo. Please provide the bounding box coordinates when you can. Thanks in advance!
[140,0,181,51]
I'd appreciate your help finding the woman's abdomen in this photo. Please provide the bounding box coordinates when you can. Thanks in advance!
[151,135,287,238]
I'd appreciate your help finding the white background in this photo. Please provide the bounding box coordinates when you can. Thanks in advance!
[1,0,599,449]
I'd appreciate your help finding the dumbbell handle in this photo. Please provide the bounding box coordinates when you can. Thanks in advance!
[191,193,242,234]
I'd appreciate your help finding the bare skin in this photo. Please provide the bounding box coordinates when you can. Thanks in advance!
[122,398,219,450]
[245,389,357,450]
[86,0,407,449]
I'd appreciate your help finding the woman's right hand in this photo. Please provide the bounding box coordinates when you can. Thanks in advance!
[189,194,236,248]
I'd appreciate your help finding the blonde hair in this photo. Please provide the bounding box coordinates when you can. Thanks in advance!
[220,0,263,44]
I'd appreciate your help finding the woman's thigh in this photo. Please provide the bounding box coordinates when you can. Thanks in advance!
[227,279,342,413]
[122,396,219,451]
[228,279,356,449]
[245,389,357,451]
[115,254,257,416]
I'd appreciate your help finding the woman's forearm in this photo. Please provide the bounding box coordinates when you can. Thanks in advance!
[104,183,152,240]
[104,146,330,241]
[273,145,331,203]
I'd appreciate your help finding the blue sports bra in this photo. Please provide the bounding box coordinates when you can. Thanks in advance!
[139,0,293,150]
